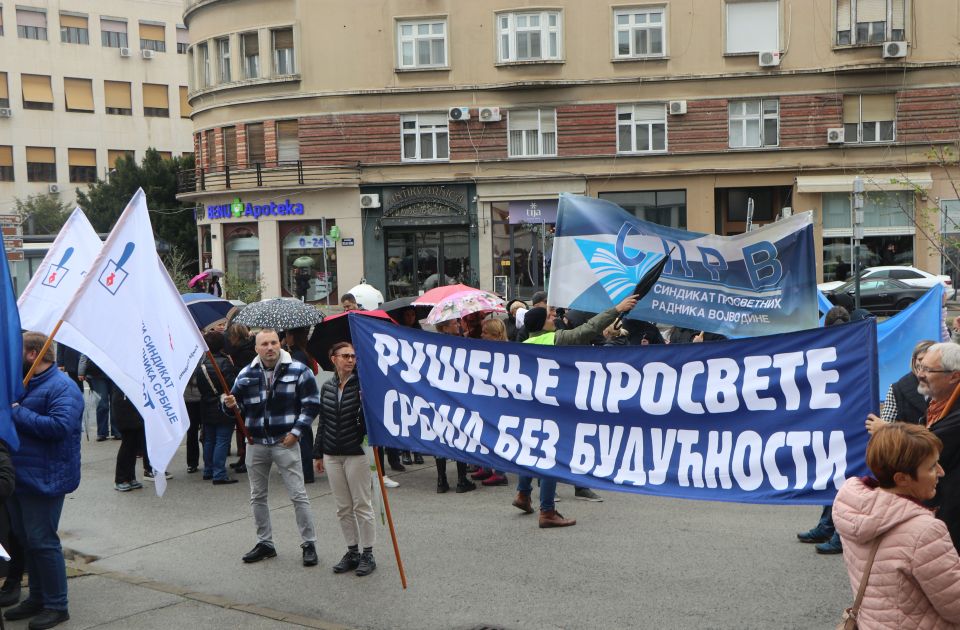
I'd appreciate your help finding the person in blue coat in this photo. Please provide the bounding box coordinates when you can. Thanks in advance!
[5,333,83,630]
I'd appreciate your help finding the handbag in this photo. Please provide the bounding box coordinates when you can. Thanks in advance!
[837,536,883,630]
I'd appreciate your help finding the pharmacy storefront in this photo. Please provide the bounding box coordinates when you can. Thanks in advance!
[196,190,364,304]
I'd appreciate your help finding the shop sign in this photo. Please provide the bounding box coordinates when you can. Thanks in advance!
[204,197,305,221]
[341,238,355,246]
[508,200,558,225]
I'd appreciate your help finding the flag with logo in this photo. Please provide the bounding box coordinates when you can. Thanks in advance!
[549,194,818,337]
[0,235,22,451]
[17,207,102,336]
[59,189,206,495]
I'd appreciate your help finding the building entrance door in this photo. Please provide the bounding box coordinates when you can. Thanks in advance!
[386,229,470,299]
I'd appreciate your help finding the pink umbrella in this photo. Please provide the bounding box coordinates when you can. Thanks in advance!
[424,289,506,325]
[412,283,475,306]
[188,272,210,288]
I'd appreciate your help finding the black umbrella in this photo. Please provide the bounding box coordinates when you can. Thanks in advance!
[231,298,325,330]
[613,248,673,329]
[381,295,433,320]
[307,310,395,371]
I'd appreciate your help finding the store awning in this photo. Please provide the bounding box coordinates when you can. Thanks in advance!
[795,172,932,193]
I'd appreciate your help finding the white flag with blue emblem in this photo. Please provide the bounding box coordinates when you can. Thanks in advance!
[58,189,206,495]
[17,208,102,336]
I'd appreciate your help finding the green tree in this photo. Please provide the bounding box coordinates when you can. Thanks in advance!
[76,149,198,265]
[15,193,71,235]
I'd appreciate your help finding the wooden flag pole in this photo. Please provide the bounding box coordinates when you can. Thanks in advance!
[23,319,64,387]
[203,350,252,443]
[373,446,408,589]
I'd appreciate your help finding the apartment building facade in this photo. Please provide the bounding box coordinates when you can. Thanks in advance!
[180,0,960,303]
[0,0,194,219]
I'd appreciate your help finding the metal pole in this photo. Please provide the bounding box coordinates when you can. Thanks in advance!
[746,197,755,233]
[541,218,547,292]
[853,177,865,311]
[320,217,330,308]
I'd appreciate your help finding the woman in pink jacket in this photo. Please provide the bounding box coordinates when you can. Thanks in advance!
[834,423,960,629]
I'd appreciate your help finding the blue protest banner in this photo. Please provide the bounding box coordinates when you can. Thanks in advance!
[351,315,877,505]
[549,194,819,337]
[876,284,943,399]
[0,236,23,451]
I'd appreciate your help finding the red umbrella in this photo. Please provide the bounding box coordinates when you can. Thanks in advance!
[412,283,476,306]
[307,310,395,371]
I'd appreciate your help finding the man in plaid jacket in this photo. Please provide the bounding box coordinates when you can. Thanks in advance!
[224,328,321,567]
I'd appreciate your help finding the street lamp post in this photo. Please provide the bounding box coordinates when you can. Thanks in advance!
[852,177,865,311]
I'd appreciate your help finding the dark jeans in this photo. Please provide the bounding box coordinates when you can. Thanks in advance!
[518,476,556,512]
[8,494,68,610]
[185,401,202,469]
[202,423,234,481]
[116,426,147,483]
[1,505,24,584]
[299,425,314,482]
[88,376,118,438]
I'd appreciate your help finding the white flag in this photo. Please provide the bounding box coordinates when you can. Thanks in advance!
[59,189,206,495]
[17,208,102,336]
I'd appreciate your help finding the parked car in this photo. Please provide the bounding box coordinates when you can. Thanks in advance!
[818,265,953,297]
[823,278,930,315]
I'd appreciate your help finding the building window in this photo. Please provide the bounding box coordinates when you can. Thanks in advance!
[276,120,299,163]
[108,150,134,170]
[241,32,259,78]
[397,19,447,69]
[21,74,54,111]
[272,28,295,75]
[491,201,557,298]
[197,42,211,87]
[0,146,13,182]
[16,8,46,40]
[598,191,687,228]
[139,22,165,52]
[100,18,127,48]
[59,13,88,44]
[216,37,231,83]
[837,0,906,45]
[613,7,665,58]
[222,126,237,166]
[508,108,557,158]
[104,80,132,115]
[179,86,191,119]
[401,114,449,161]
[245,122,265,164]
[64,78,94,113]
[157,151,172,161]
[204,129,216,169]
[497,11,562,63]
[728,99,778,148]
[725,0,779,53]
[0,72,8,108]
[142,83,169,117]
[823,190,914,230]
[225,224,260,285]
[281,222,338,303]
[176,26,188,54]
[717,186,791,234]
[843,94,895,143]
[617,104,667,153]
[0,6,4,37]
[68,148,96,183]
[26,147,56,182]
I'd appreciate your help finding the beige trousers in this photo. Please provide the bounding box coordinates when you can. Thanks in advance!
[323,454,376,548]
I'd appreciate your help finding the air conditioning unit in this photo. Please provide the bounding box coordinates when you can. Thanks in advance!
[668,100,687,115]
[478,107,501,122]
[827,128,845,144]
[119,47,131,57]
[141,49,156,60]
[882,41,907,59]
[448,107,471,122]
[360,193,381,209]
[758,51,781,67]
[48,184,61,194]
[0,108,11,118]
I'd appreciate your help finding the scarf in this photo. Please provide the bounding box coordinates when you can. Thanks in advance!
[927,380,960,428]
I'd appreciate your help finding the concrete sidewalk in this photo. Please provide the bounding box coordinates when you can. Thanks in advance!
[35,436,852,629]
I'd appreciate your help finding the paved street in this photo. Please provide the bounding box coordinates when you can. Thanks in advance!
[25,435,854,630]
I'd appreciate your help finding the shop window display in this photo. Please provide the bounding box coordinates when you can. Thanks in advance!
[224,225,260,284]
[281,222,337,304]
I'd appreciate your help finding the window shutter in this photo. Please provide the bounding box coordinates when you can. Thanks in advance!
[726,1,779,53]
[861,94,895,122]
[59,14,87,29]
[139,23,164,41]
[837,0,851,31]
[100,18,127,34]
[179,86,191,117]
[21,75,54,104]
[633,104,665,121]
[0,146,12,167]
[842,95,861,123]
[142,84,169,109]
[177,26,189,45]
[222,127,237,165]
[64,78,94,112]
[276,120,299,162]
[856,0,886,23]
[157,152,172,160]
[273,28,293,49]
[68,148,96,167]
[246,123,265,162]
[16,9,46,28]
[108,150,133,168]
[0,73,7,101]
[891,0,905,30]
[510,109,539,130]
[539,108,556,133]
[242,32,259,55]
[104,81,132,109]
[26,147,55,164]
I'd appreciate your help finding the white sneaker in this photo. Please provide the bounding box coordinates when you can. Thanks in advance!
[382,475,399,488]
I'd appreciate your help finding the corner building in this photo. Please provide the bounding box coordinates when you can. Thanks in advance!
[180,0,960,303]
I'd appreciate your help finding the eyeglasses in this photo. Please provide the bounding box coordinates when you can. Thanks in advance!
[918,366,953,374]
[334,353,356,360]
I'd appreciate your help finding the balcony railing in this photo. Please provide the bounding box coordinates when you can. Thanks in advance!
[177,160,361,195]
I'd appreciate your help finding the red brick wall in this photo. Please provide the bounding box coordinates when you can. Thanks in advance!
[668,99,729,153]
[897,87,960,143]
[780,94,842,148]
[558,104,617,157]
[449,117,508,161]
[300,113,401,164]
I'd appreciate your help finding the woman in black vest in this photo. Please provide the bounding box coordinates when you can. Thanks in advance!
[881,340,935,425]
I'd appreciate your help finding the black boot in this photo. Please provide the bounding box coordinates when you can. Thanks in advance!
[455,461,476,493]
[436,458,449,493]
[401,451,413,466]
[413,453,424,464]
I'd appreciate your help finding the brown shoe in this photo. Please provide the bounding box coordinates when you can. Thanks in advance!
[539,510,576,528]
[512,492,534,514]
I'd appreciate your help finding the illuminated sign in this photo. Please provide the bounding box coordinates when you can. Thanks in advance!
[205,198,305,220]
